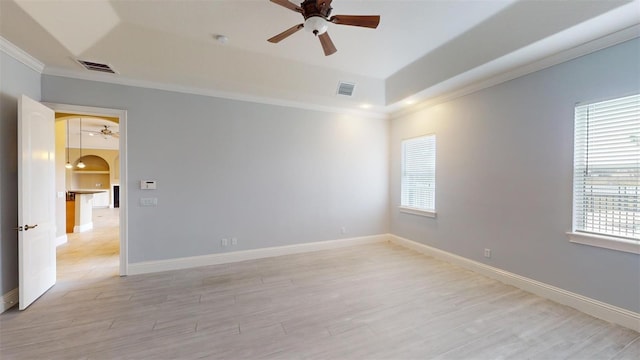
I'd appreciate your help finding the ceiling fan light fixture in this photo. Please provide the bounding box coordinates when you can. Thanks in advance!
[304,16,328,35]
[269,0,380,56]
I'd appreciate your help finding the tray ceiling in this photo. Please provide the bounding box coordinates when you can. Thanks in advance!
[1,0,638,115]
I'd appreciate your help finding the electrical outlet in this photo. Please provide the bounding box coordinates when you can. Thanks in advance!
[221,238,229,247]
[231,237,237,246]
[484,248,491,258]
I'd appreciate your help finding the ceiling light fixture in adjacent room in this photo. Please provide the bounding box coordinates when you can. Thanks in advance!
[65,119,73,169]
[77,118,86,169]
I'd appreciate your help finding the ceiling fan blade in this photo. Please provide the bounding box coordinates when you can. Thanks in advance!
[268,24,304,43]
[318,32,337,56]
[270,0,302,13]
[330,15,380,29]
[112,133,120,139]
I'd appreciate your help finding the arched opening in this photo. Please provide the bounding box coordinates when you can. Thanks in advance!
[70,155,111,202]
[74,154,110,171]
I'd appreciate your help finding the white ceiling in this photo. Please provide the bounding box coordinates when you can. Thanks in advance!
[1,0,639,115]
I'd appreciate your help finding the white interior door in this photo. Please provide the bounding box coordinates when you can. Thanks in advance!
[18,95,56,310]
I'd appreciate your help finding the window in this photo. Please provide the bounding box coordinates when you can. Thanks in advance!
[400,134,436,217]
[569,94,639,253]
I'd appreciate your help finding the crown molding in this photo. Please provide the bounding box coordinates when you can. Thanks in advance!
[389,24,640,119]
[42,67,389,120]
[0,36,44,73]
[8,19,636,122]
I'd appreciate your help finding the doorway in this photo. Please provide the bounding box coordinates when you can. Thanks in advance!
[46,103,128,276]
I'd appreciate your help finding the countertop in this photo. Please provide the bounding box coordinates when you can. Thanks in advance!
[68,190,107,194]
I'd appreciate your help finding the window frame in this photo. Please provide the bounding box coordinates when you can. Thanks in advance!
[567,94,640,254]
[399,134,437,218]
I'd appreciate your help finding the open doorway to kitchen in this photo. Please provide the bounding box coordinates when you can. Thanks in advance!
[56,114,119,281]
[48,103,128,280]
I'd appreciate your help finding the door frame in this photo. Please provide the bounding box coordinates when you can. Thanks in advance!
[44,102,128,276]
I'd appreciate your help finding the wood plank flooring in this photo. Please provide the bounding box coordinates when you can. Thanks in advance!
[1,209,638,359]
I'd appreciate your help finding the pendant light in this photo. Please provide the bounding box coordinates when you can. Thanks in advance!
[65,119,73,169]
[77,118,86,169]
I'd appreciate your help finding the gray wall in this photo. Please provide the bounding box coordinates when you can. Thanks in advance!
[0,51,41,296]
[41,77,390,263]
[390,38,640,312]
[3,36,637,315]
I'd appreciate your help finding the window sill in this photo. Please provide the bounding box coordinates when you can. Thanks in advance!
[399,206,437,218]
[567,232,640,254]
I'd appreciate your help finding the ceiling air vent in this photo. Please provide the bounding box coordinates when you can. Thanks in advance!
[76,59,117,74]
[337,81,356,97]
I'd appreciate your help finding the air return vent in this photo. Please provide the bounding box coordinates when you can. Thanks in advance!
[337,81,356,97]
[76,60,117,74]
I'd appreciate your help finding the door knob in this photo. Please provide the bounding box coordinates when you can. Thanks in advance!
[24,224,38,231]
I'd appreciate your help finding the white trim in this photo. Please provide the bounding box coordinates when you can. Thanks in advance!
[73,222,93,233]
[398,206,437,218]
[56,234,68,247]
[1,288,19,314]
[42,67,388,120]
[44,103,128,276]
[567,232,640,255]
[389,25,640,119]
[128,234,389,275]
[0,37,44,73]
[388,234,640,332]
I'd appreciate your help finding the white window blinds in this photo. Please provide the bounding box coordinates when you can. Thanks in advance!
[573,94,640,240]
[401,135,436,211]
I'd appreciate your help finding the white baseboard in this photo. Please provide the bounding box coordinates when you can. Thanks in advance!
[128,234,389,276]
[388,234,640,332]
[73,222,93,233]
[1,288,19,314]
[56,234,68,247]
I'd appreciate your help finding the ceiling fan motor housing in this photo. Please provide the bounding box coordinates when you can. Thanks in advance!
[301,1,332,36]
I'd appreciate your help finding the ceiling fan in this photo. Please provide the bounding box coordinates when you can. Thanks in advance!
[268,0,380,56]
[84,125,119,139]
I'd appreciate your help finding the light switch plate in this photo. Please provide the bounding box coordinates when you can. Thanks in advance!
[140,198,158,206]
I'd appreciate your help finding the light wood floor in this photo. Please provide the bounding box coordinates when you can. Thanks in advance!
[1,210,638,359]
